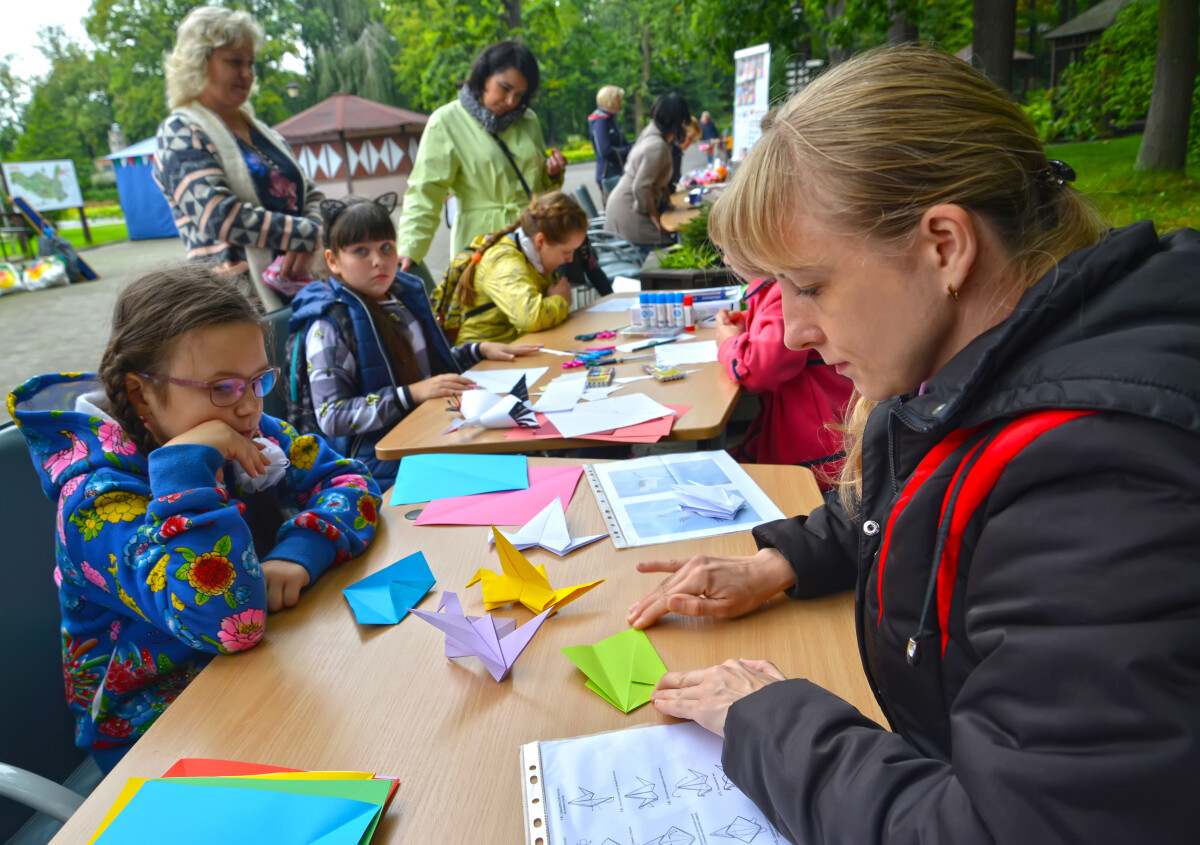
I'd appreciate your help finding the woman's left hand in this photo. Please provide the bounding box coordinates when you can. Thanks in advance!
[480,342,544,361]
[279,250,312,281]
[262,559,311,612]
[651,659,786,736]
[546,149,567,178]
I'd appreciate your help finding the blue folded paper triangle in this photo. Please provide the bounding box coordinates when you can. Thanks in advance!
[342,551,436,625]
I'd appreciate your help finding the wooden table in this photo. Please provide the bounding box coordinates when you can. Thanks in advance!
[51,460,883,844]
[660,185,725,233]
[375,295,740,459]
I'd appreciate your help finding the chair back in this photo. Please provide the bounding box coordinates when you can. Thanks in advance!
[0,423,87,840]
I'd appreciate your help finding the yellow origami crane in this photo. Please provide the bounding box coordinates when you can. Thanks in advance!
[466,527,605,614]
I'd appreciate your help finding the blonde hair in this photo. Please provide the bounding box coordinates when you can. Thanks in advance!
[458,191,588,306]
[596,85,625,110]
[684,116,702,143]
[165,6,264,110]
[707,45,1106,515]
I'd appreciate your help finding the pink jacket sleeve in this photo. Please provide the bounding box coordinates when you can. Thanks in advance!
[718,284,818,394]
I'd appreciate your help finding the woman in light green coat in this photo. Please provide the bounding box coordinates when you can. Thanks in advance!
[396,41,566,273]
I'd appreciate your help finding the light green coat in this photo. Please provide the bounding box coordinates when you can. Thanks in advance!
[395,100,563,264]
[455,235,570,345]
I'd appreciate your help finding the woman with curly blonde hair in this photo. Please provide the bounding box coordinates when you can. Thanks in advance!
[629,45,1200,842]
[153,6,323,310]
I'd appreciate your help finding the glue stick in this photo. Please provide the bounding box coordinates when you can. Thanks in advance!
[683,295,695,332]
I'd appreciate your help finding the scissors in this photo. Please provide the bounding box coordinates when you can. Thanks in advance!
[574,330,617,341]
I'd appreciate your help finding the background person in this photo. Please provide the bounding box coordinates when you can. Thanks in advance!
[603,92,691,256]
[629,45,1200,843]
[154,6,323,311]
[588,85,632,202]
[699,111,720,164]
[394,41,566,277]
[453,192,587,345]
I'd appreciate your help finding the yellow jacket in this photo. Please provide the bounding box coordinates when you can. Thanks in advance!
[456,235,570,344]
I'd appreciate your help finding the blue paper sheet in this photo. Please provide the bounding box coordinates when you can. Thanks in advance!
[343,551,437,624]
[388,453,529,506]
[93,780,380,845]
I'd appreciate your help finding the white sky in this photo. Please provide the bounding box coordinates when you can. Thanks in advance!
[6,0,95,81]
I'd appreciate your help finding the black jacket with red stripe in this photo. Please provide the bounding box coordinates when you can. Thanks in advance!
[722,222,1200,844]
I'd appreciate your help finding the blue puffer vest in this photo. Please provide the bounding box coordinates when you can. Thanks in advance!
[287,272,460,481]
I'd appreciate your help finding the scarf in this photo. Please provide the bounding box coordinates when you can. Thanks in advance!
[458,84,525,134]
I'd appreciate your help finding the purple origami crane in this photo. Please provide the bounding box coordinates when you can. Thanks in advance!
[408,591,551,681]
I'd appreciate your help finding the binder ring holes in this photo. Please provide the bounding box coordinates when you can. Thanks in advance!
[536,838,544,845]
[534,818,542,828]
[532,798,539,804]
[529,775,538,784]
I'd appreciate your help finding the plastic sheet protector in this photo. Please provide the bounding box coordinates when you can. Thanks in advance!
[585,451,785,548]
[521,722,783,845]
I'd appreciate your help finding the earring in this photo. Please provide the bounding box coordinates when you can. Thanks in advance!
[947,286,959,302]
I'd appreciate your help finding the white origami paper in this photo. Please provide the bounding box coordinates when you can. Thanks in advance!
[445,376,538,433]
[487,497,608,556]
[671,482,746,520]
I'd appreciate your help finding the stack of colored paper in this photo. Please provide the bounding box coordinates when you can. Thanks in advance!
[90,759,399,845]
[389,453,529,507]
[414,465,585,526]
[505,405,691,445]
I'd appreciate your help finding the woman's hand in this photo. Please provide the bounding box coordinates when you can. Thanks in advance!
[548,276,574,306]
[652,659,786,736]
[279,249,312,281]
[627,547,796,629]
[715,309,747,344]
[480,342,544,361]
[261,559,311,612]
[399,256,415,274]
[409,373,479,404]
[165,421,271,478]
[546,149,567,178]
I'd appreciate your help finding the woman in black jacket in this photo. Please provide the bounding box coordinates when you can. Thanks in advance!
[628,46,1200,844]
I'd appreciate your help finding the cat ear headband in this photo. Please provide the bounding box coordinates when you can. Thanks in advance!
[319,192,399,226]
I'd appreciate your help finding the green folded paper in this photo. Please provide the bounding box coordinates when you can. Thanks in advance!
[561,628,668,713]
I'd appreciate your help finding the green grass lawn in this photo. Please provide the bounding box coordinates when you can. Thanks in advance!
[60,222,128,250]
[1048,135,1200,231]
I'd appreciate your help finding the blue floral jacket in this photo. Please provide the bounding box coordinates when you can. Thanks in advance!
[7,373,381,770]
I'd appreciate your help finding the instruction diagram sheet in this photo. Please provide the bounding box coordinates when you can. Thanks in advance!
[524,722,783,845]
[585,451,786,548]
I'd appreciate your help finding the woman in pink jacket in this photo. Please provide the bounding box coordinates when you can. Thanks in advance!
[717,279,855,490]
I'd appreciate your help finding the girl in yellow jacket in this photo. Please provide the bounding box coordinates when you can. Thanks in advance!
[454,192,588,344]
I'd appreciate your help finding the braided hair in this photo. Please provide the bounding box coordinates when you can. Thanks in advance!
[98,264,267,455]
[457,190,588,306]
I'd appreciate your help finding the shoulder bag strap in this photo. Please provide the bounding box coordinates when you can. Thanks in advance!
[491,132,533,200]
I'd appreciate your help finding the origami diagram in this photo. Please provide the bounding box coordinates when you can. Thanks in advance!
[567,787,614,810]
[408,591,550,682]
[467,527,605,614]
[710,816,764,842]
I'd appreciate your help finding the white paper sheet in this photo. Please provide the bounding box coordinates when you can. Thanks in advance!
[545,393,675,438]
[462,366,549,395]
[532,375,587,412]
[585,450,786,547]
[524,722,782,845]
[655,339,720,366]
[586,296,640,312]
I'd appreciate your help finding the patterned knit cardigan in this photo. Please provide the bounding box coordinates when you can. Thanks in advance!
[153,102,323,310]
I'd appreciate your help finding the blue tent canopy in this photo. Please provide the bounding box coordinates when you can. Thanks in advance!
[103,138,178,241]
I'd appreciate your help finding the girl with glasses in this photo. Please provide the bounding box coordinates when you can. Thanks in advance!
[7,264,382,771]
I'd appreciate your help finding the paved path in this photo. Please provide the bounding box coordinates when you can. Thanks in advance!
[1,152,710,400]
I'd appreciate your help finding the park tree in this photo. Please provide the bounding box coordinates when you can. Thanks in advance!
[0,58,24,160]
[1136,0,1199,171]
[972,0,1017,88]
[14,28,114,186]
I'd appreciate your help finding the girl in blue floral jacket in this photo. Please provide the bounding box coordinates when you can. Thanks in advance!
[7,264,381,770]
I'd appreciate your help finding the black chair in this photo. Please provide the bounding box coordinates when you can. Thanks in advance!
[263,305,293,422]
[0,423,101,842]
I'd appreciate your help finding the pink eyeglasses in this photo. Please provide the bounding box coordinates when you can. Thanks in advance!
[137,367,280,407]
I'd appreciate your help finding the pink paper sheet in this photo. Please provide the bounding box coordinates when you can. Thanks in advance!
[414,465,584,526]
[504,405,691,444]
